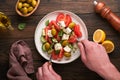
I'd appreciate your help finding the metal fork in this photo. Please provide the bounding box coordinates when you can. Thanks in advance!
[48,55,52,64]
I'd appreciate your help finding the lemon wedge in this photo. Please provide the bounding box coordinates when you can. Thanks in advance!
[93,29,106,43]
[102,40,115,53]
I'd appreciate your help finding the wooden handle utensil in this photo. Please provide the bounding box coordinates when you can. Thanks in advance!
[94,1,120,32]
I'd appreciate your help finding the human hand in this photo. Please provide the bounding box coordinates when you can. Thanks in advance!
[78,39,120,80]
[78,39,111,72]
[36,62,62,80]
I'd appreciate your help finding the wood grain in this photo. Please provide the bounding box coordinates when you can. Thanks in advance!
[0,0,120,80]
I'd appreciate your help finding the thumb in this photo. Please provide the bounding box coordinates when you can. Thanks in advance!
[78,42,87,63]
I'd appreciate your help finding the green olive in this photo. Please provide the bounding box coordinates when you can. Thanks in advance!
[22,3,30,8]
[31,0,37,7]
[62,40,68,46]
[64,52,71,57]
[17,2,22,9]
[51,28,57,36]
[44,42,50,50]
[28,6,34,12]
[21,7,28,14]
[68,22,75,29]
[27,0,32,3]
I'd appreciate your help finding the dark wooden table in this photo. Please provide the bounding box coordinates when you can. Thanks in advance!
[0,0,120,80]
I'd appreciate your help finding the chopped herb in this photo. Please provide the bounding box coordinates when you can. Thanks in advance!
[58,30,64,36]
[45,20,49,26]
[55,50,60,54]
[18,23,26,30]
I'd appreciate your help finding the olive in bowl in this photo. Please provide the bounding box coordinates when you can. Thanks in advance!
[16,0,40,17]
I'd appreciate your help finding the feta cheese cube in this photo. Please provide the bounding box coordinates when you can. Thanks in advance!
[54,43,62,50]
[62,34,69,40]
[47,30,53,37]
[57,21,66,28]
[63,27,72,34]
[64,46,71,52]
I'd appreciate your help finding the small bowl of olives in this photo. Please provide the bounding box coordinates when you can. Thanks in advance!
[16,0,40,17]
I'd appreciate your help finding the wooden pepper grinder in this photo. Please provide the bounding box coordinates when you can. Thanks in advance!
[94,1,120,32]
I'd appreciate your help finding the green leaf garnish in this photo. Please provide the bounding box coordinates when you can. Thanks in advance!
[18,23,26,30]
[45,20,49,26]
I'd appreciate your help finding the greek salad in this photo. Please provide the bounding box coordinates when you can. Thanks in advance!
[40,13,82,60]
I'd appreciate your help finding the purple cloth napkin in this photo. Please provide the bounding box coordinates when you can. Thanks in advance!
[7,40,34,80]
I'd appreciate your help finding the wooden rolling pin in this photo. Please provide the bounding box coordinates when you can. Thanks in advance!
[94,1,120,32]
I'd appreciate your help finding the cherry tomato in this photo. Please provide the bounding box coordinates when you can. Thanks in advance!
[56,13,72,27]
[74,25,82,37]
[68,34,77,43]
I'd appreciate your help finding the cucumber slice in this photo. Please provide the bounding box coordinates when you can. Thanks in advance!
[42,44,47,52]
[68,44,73,49]
[40,36,46,43]
[47,49,53,54]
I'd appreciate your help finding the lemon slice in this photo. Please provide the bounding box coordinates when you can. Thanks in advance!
[93,29,106,43]
[102,40,115,53]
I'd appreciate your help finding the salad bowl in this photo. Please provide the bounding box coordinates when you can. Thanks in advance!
[34,10,88,64]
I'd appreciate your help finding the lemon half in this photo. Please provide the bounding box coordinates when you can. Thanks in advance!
[93,29,106,43]
[102,40,115,53]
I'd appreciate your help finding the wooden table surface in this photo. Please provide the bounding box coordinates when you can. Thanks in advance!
[0,0,120,80]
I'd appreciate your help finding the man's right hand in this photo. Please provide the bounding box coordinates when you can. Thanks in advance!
[78,39,120,80]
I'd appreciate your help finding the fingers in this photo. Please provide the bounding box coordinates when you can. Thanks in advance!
[78,42,87,62]
[42,62,50,74]
[37,62,61,80]
[49,65,62,80]
[81,39,96,52]
[37,67,43,80]
[49,65,58,76]
[81,39,91,47]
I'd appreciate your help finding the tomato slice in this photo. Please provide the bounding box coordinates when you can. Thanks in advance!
[58,48,64,60]
[48,38,52,44]
[48,22,53,29]
[49,20,60,31]
[65,14,72,27]
[68,34,77,43]
[54,32,61,42]
[44,27,49,41]
[56,13,72,27]
[51,50,58,60]
[74,25,82,37]
[56,13,64,22]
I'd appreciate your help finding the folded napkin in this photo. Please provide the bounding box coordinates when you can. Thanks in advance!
[7,40,34,80]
